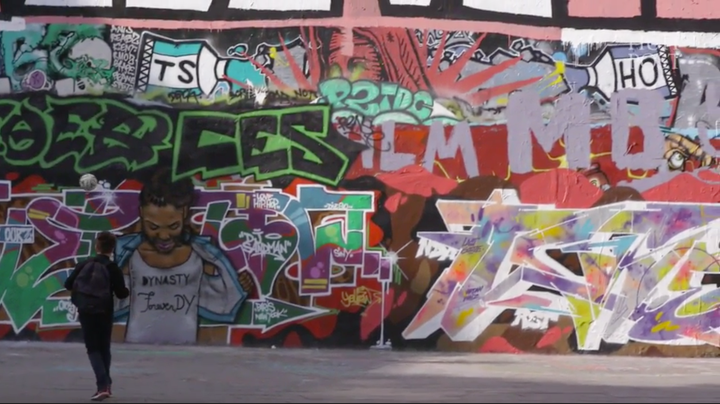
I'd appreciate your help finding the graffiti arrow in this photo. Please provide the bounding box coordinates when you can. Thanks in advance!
[233,297,328,332]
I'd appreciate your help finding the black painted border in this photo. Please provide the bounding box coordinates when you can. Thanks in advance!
[377,0,720,33]
[0,0,345,21]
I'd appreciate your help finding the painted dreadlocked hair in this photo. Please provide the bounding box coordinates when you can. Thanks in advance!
[139,167,195,209]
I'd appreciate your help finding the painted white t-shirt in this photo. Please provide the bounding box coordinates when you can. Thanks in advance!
[125,250,203,344]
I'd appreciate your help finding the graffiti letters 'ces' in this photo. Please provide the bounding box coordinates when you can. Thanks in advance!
[0,94,361,186]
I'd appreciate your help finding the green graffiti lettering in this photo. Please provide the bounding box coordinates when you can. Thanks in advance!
[0,190,140,330]
[0,94,356,186]
[172,111,240,181]
[0,95,173,175]
[314,193,372,251]
[172,105,351,186]
[0,247,67,330]
[318,78,434,124]
[0,98,53,167]
[345,81,381,117]
[318,78,351,108]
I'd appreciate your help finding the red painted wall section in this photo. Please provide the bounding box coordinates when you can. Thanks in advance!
[656,0,720,19]
[567,0,641,18]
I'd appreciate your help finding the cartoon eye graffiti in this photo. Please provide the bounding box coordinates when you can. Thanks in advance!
[664,133,716,172]
[667,150,687,171]
[579,163,610,189]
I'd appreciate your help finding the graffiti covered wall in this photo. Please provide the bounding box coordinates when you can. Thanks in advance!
[2,0,720,356]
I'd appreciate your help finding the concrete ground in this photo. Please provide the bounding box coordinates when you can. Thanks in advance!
[0,342,718,403]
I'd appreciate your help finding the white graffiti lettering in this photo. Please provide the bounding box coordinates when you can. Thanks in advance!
[416,237,458,261]
[253,193,280,210]
[110,25,139,92]
[53,300,78,323]
[324,202,353,210]
[332,247,354,259]
[254,301,288,322]
[510,309,559,331]
[238,230,292,261]
[2,226,34,244]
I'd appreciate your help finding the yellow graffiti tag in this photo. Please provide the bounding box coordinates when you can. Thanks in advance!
[651,312,680,333]
[340,286,382,308]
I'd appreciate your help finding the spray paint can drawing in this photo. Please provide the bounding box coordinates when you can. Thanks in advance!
[563,44,678,101]
[134,32,264,96]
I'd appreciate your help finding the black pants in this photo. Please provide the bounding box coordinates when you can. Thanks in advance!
[78,312,114,390]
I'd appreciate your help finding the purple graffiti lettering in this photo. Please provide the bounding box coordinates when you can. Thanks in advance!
[301,246,332,294]
[26,193,139,264]
[26,198,83,264]
[629,289,720,343]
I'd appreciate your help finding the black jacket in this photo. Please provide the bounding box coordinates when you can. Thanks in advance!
[65,255,130,311]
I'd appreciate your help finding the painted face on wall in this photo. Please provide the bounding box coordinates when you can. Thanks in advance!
[580,163,610,189]
[664,133,716,172]
[139,204,188,254]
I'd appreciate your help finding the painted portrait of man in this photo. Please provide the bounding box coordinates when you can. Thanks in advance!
[113,168,248,344]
